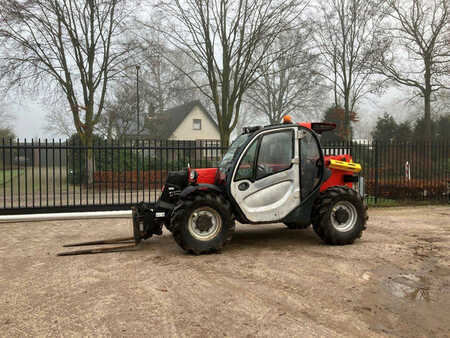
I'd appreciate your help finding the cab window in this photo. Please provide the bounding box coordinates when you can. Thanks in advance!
[256,131,293,180]
[234,141,258,181]
[300,130,321,199]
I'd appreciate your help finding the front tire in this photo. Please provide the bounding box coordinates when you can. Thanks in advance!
[312,186,368,245]
[170,192,235,254]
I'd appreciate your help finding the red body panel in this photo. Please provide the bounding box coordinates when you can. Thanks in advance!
[195,168,218,184]
[298,122,312,129]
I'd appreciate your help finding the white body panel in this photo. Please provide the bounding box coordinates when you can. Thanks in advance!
[230,128,300,222]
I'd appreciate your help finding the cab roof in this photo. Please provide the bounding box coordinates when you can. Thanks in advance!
[242,122,336,135]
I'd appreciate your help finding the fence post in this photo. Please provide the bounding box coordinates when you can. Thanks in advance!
[375,141,379,204]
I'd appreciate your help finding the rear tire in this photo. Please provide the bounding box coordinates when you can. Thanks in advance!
[284,222,311,230]
[170,192,235,254]
[312,186,368,245]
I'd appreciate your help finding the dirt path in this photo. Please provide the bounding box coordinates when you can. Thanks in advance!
[0,206,449,337]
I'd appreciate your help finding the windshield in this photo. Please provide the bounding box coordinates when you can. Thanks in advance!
[219,134,251,169]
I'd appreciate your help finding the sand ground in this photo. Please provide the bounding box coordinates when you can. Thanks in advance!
[0,206,449,337]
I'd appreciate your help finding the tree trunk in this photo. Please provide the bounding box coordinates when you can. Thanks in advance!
[106,112,114,141]
[86,148,94,185]
[344,95,351,142]
[221,129,231,148]
[423,63,433,175]
[423,67,432,142]
[423,91,433,177]
[424,93,432,141]
[217,105,232,148]
[85,133,95,185]
[333,59,339,108]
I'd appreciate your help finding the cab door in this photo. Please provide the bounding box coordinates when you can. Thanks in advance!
[299,128,323,199]
[230,128,300,223]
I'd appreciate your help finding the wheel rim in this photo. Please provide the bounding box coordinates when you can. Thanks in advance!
[330,201,358,232]
[188,207,222,241]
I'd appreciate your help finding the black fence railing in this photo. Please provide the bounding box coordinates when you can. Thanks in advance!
[0,138,448,214]
[328,140,449,205]
[0,139,225,214]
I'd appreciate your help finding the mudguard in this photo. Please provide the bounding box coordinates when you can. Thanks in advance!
[179,184,223,199]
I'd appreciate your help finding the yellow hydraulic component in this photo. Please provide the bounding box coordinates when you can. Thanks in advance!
[328,159,362,173]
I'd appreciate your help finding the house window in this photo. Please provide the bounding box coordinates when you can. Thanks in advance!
[193,119,202,130]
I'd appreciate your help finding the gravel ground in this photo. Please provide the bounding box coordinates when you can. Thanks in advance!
[0,205,449,337]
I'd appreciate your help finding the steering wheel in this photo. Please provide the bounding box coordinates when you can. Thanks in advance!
[257,163,269,177]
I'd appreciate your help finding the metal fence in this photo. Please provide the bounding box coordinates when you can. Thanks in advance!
[0,139,225,214]
[0,138,448,214]
[347,140,449,205]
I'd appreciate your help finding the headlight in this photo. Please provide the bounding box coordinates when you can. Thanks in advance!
[189,169,198,183]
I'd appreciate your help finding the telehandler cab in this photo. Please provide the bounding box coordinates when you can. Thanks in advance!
[59,117,367,256]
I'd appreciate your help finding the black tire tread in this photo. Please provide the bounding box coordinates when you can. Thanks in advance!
[312,186,368,245]
[170,192,235,254]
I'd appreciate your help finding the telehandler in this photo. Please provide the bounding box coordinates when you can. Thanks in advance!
[59,117,367,256]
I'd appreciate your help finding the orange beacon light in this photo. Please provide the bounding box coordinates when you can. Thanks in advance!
[282,115,293,124]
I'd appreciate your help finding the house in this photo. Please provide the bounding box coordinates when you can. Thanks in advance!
[143,100,220,141]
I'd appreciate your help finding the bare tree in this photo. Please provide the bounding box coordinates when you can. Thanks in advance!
[375,0,449,141]
[97,75,156,140]
[316,0,386,140]
[0,0,133,182]
[152,0,307,147]
[96,39,203,140]
[92,16,205,139]
[245,28,326,124]
[136,35,204,114]
[44,107,76,139]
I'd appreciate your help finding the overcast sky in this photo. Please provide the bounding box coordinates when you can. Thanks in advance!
[7,100,48,140]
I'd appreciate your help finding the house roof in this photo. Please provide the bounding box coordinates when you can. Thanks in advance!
[143,100,218,139]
